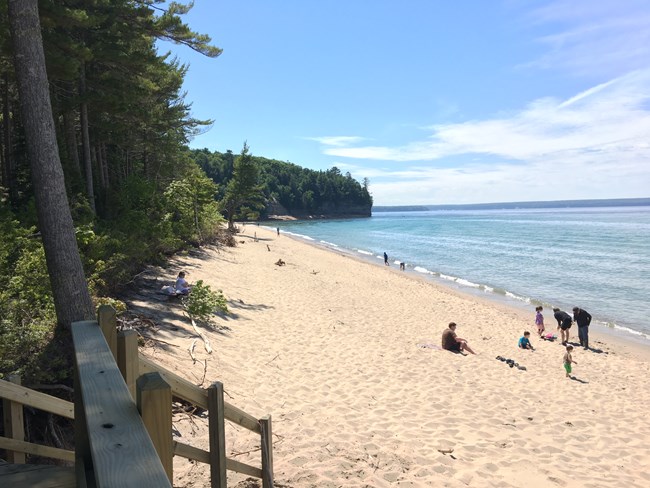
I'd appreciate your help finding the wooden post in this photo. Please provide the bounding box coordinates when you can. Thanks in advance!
[117,330,138,400]
[2,374,26,463]
[208,382,227,488]
[97,304,117,361]
[260,415,274,488]
[137,372,173,483]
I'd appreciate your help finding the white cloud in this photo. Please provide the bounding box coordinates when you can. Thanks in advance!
[323,70,650,205]
[327,70,650,163]
[303,136,366,147]
[524,0,650,76]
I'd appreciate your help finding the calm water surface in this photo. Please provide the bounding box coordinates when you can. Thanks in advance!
[273,206,650,341]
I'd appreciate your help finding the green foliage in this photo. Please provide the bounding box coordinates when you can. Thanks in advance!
[0,206,57,381]
[94,297,127,314]
[193,148,373,218]
[183,280,228,325]
[220,142,265,228]
[162,169,224,245]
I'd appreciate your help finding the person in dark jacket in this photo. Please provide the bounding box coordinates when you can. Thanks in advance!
[573,307,592,350]
[553,308,572,345]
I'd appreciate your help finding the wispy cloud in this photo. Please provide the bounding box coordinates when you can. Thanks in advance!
[319,70,650,204]
[326,70,650,163]
[303,136,366,147]
[524,0,650,76]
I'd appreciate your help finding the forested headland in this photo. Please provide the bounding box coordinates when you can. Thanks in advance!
[0,1,371,386]
[191,148,372,219]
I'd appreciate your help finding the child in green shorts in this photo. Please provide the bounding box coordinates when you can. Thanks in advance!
[563,345,577,378]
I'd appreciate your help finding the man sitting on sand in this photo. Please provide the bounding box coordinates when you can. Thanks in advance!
[441,322,476,355]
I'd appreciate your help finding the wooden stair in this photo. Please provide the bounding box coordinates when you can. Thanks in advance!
[0,462,75,488]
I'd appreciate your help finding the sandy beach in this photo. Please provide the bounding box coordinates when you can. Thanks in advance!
[125,225,650,488]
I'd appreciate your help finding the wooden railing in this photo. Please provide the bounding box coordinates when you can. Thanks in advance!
[0,375,75,464]
[0,305,274,487]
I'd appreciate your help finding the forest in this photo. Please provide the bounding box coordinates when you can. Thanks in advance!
[0,1,371,385]
[191,148,372,218]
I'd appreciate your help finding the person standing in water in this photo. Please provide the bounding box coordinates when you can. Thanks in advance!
[384,252,389,266]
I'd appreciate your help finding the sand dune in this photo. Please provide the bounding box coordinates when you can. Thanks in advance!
[126,225,650,487]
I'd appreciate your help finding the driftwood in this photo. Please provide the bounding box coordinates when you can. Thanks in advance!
[188,339,198,362]
[190,316,212,354]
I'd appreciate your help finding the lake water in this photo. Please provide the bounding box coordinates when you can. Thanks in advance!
[272,206,650,342]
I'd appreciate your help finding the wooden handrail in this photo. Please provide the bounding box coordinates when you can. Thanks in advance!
[0,437,75,462]
[0,380,74,419]
[138,355,261,433]
[72,319,172,487]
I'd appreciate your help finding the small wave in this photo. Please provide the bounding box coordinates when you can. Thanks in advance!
[456,278,480,288]
[440,274,457,281]
[282,230,315,241]
[481,285,494,293]
[319,240,339,247]
[413,266,432,274]
[357,249,373,256]
[603,322,650,341]
[505,291,531,303]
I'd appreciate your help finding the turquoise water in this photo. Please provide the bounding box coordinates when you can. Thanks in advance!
[273,206,650,340]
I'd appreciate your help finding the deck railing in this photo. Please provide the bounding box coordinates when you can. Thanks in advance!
[0,305,274,488]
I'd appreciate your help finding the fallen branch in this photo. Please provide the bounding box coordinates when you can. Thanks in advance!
[188,339,198,363]
[190,316,212,354]
[200,359,208,386]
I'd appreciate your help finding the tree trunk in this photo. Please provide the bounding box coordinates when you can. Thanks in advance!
[8,0,94,328]
[79,62,95,213]
[63,109,82,183]
[2,72,17,202]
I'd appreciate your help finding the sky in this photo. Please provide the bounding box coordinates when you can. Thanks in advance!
[160,0,650,206]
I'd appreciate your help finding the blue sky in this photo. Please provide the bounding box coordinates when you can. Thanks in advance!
[160,0,650,205]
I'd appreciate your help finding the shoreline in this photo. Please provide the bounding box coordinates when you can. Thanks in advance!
[269,224,650,359]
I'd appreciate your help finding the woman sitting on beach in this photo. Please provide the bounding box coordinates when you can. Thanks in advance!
[175,271,191,295]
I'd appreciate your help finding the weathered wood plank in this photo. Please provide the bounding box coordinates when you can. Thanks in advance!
[72,320,171,488]
[173,441,263,479]
[0,463,76,488]
[2,374,26,463]
[97,305,117,360]
[137,372,173,483]
[117,330,138,400]
[0,436,75,462]
[0,379,74,419]
[208,382,227,488]
[260,415,274,488]
[139,355,261,433]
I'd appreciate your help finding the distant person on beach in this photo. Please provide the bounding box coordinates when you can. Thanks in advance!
[553,308,572,345]
[441,322,476,355]
[573,307,592,350]
[276,227,280,236]
[518,331,535,350]
[563,345,577,378]
[535,306,545,336]
[384,252,389,266]
[400,262,405,271]
[175,271,191,295]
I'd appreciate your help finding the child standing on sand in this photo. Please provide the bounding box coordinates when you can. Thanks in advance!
[563,345,577,378]
[535,306,545,336]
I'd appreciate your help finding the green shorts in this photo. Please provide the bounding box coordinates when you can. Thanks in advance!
[564,363,572,374]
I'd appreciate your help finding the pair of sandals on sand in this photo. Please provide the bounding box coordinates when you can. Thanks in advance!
[495,356,527,370]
